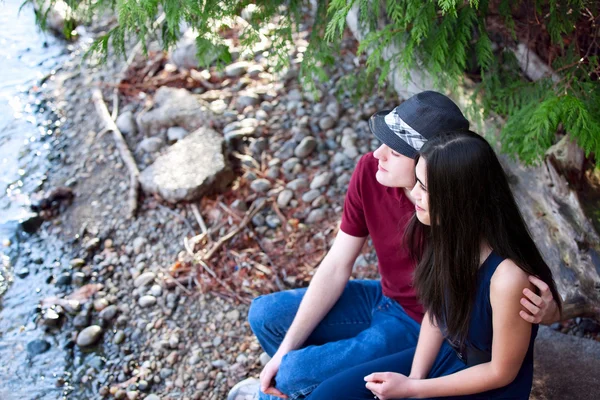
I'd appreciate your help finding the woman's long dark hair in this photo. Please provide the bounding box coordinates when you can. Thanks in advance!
[405,131,562,347]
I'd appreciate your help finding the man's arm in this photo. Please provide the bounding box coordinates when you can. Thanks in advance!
[260,230,367,397]
[520,275,561,325]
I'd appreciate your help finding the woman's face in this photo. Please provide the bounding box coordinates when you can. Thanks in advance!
[372,144,417,188]
[410,158,430,225]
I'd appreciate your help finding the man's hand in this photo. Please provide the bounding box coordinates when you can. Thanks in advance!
[259,353,288,399]
[519,275,559,325]
[364,372,417,400]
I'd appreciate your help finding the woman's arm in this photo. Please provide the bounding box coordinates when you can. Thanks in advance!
[365,260,534,400]
[409,311,444,379]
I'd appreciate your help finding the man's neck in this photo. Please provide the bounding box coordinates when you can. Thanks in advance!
[403,187,416,204]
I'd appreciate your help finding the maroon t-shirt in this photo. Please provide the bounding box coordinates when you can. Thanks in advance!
[340,153,424,324]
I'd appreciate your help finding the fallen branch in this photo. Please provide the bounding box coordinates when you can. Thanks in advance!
[190,203,211,241]
[201,199,266,261]
[92,88,141,218]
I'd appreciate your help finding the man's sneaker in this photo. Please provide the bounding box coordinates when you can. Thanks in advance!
[227,377,260,400]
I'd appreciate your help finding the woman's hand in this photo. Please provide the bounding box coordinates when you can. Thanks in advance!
[364,372,417,400]
[519,275,560,325]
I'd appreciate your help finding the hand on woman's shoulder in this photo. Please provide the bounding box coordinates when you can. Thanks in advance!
[491,259,534,293]
[490,259,535,312]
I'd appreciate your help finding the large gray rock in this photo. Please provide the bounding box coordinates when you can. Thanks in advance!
[531,327,600,399]
[169,29,220,69]
[137,87,212,136]
[139,127,234,203]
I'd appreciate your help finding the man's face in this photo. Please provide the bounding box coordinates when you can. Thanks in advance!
[372,143,416,188]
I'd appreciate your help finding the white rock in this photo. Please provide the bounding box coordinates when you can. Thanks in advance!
[138,295,157,308]
[139,127,234,203]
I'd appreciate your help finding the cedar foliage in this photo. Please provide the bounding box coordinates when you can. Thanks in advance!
[31,0,600,167]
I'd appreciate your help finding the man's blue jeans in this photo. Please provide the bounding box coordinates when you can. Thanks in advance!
[248,280,421,399]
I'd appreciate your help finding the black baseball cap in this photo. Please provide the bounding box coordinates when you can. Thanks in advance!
[369,91,469,158]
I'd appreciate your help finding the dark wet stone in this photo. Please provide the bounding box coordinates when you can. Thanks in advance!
[16,267,30,278]
[20,213,43,234]
[27,339,51,355]
[55,273,72,287]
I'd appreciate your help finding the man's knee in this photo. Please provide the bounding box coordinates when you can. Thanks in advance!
[248,294,278,335]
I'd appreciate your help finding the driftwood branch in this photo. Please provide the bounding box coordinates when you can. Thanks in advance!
[92,88,141,218]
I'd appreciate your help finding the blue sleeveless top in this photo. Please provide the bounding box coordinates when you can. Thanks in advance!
[441,251,538,399]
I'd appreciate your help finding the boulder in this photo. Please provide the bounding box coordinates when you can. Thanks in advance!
[169,29,220,69]
[137,87,212,136]
[139,127,234,203]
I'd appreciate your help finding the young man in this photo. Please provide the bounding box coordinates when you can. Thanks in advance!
[229,91,559,400]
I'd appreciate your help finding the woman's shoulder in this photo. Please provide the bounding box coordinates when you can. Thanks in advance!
[490,258,532,295]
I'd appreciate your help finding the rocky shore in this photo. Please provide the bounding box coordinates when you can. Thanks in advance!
[6,6,600,400]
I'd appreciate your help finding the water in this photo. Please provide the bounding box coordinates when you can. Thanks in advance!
[0,1,72,398]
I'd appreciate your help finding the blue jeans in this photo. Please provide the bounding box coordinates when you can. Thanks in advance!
[248,280,421,399]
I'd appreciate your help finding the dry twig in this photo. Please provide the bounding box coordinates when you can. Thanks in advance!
[92,88,141,218]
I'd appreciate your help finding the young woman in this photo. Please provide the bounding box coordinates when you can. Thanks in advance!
[307,131,562,399]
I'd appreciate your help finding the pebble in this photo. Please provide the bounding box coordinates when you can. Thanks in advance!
[169,334,180,348]
[134,272,156,288]
[99,305,118,322]
[139,137,164,153]
[159,368,174,379]
[211,359,228,369]
[225,61,250,77]
[282,157,300,172]
[226,309,241,322]
[133,237,147,254]
[250,179,272,193]
[286,178,309,191]
[251,214,265,227]
[16,267,30,278]
[277,189,294,208]
[116,111,137,134]
[93,298,109,311]
[166,351,179,366]
[70,258,86,268]
[265,214,281,229]
[318,116,335,130]
[310,172,333,189]
[138,295,157,308]
[306,208,327,224]
[55,273,72,287]
[27,339,51,355]
[113,330,126,345]
[126,391,139,400]
[237,92,260,107]
[302,189,321,203]
[167,126,189,142]
[137,380,150,391]
[145,395,160,400]
[149,284,163,297]
[294,136,317,158]
[77,325,103,347]
[326,101,340,119]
